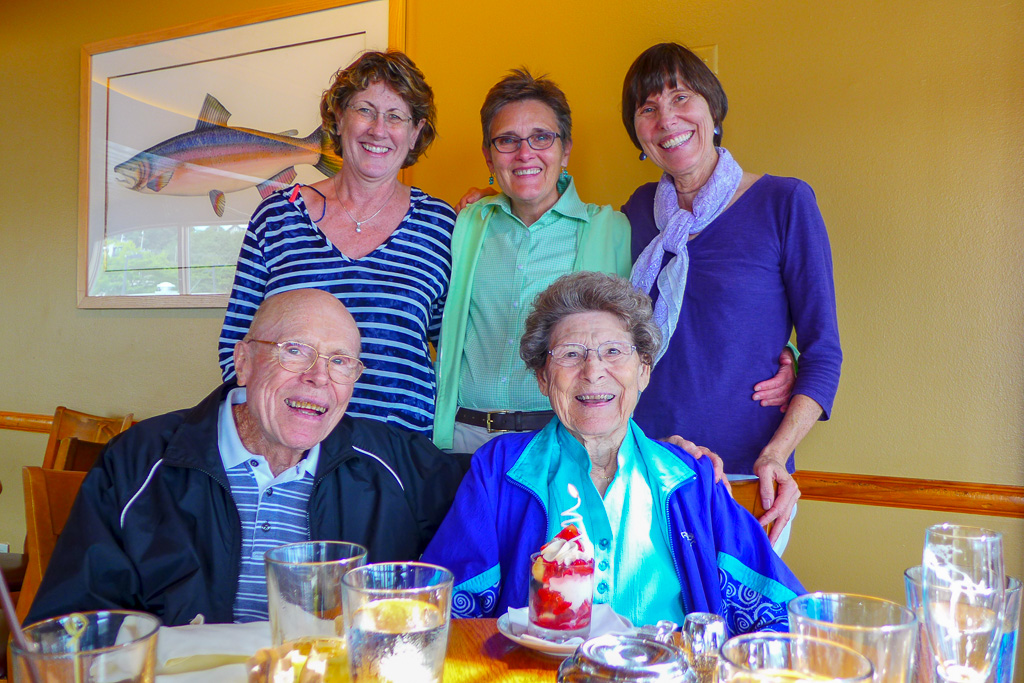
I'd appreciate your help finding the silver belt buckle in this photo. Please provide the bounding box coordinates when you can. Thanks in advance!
[485,410,513,433]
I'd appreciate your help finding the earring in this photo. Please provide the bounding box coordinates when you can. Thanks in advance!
[560,167,569,181]
[714,126,722,136]
[639,151,647,161]
[488,175,494,185]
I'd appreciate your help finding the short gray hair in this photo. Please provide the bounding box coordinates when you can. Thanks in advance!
[480,68,572,148]
[520,272,660,374]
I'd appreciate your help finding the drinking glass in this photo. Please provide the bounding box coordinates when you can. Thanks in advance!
[922,524,1005,683]
[341,562,453,683]
[912,567,1024,683]
[681,612,727,683]
[265,541,368,646]
[261,540,367,682]
[719,632,874,683]
[787,592,917,683]
[9,610,160,683]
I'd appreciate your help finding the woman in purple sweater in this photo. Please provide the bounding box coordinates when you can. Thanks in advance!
[621,43,842,548]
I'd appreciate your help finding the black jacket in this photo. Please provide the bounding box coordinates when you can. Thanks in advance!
[28,383,467,625]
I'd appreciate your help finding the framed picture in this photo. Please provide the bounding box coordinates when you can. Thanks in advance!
[78,0,402,308]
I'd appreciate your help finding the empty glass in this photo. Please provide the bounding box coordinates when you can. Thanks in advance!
[907,567,1021,683]
[788,592,917,683]
[922,524,1005,683]
[9,610,160,683]
[720,632,874,683]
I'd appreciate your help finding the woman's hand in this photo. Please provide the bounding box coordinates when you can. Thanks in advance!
[752,347,796,411]
[455,187,498,213]
[751,455,800,544]
[660,435,731,495]
[752,393,822,543]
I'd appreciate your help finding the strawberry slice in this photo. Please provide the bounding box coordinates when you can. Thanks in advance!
[555,524,581,542]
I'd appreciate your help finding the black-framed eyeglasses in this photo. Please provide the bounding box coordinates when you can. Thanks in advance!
[490,132,561,153]
[347,104,414,128]
[547,342,637,367]
[249,339,364,384]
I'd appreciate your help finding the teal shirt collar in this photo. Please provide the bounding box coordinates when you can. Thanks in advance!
[506,419,696,521]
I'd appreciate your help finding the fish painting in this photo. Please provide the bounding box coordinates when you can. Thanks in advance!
[114,94,342,217]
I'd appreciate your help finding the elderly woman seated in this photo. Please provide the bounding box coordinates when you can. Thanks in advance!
[421,271,804,633]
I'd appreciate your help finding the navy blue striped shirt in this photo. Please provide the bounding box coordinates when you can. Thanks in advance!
[219,186,454,434]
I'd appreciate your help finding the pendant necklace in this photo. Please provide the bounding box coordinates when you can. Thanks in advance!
[336,181,397,233]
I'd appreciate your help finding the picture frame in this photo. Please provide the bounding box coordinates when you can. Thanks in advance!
[78,0,403,308]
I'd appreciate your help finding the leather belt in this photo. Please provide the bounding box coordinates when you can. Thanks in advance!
[455,407,555,433]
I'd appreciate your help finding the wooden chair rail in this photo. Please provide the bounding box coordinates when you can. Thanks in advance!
[793,470,1024,519]
[1,411,1021,518]
[0,411,53,435]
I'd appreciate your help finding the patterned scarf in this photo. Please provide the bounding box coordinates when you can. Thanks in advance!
[630,147,742,364]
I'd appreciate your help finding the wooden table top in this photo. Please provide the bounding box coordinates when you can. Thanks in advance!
[444,619,562,682]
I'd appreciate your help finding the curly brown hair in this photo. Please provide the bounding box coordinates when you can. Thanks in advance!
[320,50,437,168]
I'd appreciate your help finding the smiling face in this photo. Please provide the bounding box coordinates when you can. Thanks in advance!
[337,81,425,181]
[536,311,650,449]
[634,81,718,187]
[233,289,361,464]
[483,99,572,225]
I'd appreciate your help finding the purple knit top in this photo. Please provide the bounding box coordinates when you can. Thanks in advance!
[623,175,842,474]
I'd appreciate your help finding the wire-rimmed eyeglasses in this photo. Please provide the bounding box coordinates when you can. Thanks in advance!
[249,339,364,384]
[347,104,414,128]
[547,341,637,367]
[490,131,561,153]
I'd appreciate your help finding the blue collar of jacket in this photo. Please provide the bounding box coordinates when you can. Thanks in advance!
[505,418,696,520]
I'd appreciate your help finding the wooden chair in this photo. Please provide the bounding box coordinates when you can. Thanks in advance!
[730,478,773,535]
[41,406,133,470]
[2,409,132,603]
[52,437,108,473]
[14,467,87,626]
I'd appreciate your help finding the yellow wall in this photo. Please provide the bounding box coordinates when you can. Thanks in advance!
[2,0,1022,661]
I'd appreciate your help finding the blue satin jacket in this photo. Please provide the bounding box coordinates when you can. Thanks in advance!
[420,420,805,635]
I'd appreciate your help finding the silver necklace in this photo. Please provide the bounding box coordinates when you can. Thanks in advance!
[336,181,397,233]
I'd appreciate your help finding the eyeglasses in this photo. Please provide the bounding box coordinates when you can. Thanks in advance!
[548,341,637,367]
[249,339,364,384]
[347,104,414,128]
[489,132,561,153]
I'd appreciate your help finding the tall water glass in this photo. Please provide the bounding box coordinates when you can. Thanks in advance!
[912,567,1024,683]
[719,632,874,683]
[265,541,368,646]
[10,610,160,683]
[788,592,917,683]
[922,524,1005,683]
[341,562,453,683]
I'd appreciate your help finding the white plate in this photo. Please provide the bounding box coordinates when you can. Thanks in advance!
[495,613,582,658]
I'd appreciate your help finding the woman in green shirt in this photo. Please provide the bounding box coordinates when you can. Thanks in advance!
[433,69,632,454]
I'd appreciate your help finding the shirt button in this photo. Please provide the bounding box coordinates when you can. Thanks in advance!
[261,522,271,532]
[249,459,259,468]
[599,538,610,549]
[265,487,274,497]
[517,264,524,271]
[598,581,609,594]
[507,339,515,345]
[599,560,609,571]
[500,377,508,383]
[512,302,519,309]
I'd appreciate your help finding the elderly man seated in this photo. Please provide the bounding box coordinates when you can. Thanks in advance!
[28,288,466,625]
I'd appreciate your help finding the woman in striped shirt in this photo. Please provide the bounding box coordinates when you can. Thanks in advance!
[219,51,454,435]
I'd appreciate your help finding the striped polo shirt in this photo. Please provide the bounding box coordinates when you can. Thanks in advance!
[218,388,319,622]
[219,186,454,434]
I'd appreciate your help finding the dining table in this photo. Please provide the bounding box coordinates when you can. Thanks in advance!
[155,617,563,682]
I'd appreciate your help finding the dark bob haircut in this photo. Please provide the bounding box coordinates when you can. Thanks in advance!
[480,68,572,149]
[320,50,437,168]
[621,42,728,149]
